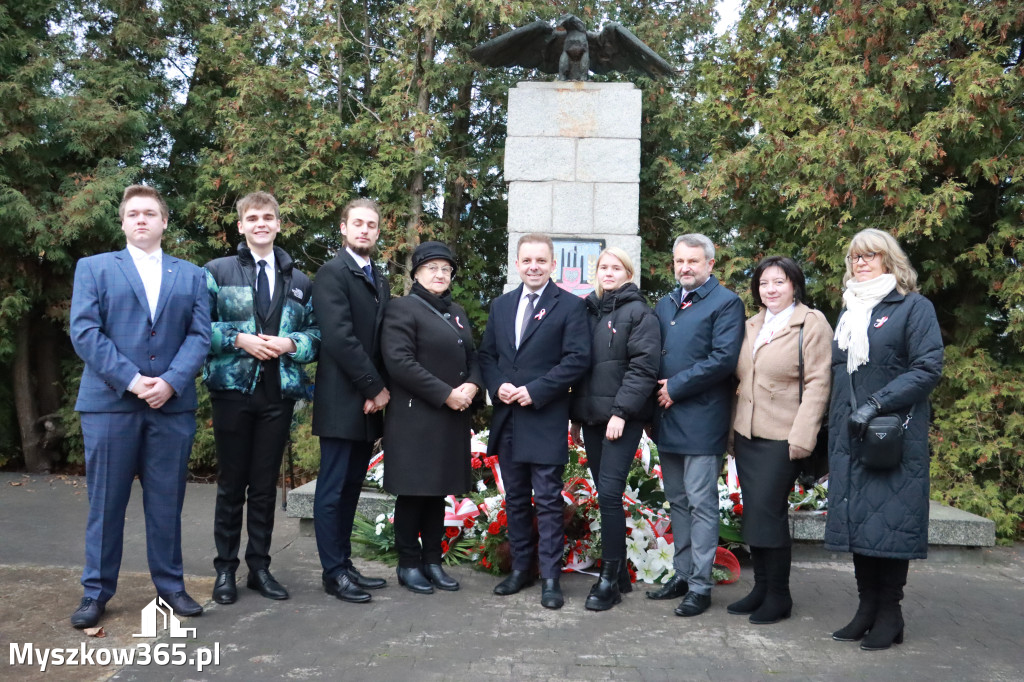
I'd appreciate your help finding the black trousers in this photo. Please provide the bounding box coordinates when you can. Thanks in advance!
[497,426,566,580]
[583,420,645,563]
[211,381,294,573]
[393,495,446,567]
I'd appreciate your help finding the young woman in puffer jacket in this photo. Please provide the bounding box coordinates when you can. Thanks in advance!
[570,247,661,611]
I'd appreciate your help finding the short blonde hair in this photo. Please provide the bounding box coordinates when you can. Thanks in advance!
[843,228,919,294]
[517,233,554,258]
[594,247,635,297]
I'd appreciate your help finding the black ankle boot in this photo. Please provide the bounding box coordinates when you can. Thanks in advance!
[833,554,878,641]
[727,546,766,615]
[749,546,792,624]
[618,565,633,593]
[585,559,622,611]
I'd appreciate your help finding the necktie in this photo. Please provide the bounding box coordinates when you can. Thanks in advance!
[362,263,375,285]
[520,293,538,347]
[256,260,271,318]
[680,291,693,308]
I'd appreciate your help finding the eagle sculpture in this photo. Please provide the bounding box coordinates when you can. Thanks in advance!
[470,15,675,81]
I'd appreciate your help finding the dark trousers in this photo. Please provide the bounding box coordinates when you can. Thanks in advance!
[211,381,294,573]
[497,426,565,579]
[583,420,645,562]
[80,410,195,602]
[393,495,446,568]
[314,437,373,580]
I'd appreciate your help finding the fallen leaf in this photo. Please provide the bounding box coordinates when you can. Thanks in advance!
[83,627,105,638]
[9,481,22,486]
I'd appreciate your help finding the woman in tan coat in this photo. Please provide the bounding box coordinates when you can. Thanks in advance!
[728,256,832,624]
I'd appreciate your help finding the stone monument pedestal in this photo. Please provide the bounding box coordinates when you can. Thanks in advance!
[503,81,642,293]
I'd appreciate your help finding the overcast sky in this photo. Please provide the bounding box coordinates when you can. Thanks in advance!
[716,0,743,35]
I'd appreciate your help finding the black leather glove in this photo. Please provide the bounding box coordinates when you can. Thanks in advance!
[848,399,881,440]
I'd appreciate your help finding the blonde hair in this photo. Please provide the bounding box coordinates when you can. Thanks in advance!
[843,228,919,294]
[517,233,554,258]
[594,247,635,297]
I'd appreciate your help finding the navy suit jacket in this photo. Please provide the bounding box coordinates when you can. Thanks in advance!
[653,275,744,455]
[70,249,211,413]
[478,281,591,465]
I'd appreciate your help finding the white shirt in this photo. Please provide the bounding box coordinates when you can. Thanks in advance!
[126,243,163,319]
[515,281,549,348]
[253,249,276,302]
[753,302,796,356]
[125,244,163,392]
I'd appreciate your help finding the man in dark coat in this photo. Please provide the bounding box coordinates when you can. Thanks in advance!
[478,233,591,609]
[311,198,390,603]
[651,234,745,617]
[203,191,320,605]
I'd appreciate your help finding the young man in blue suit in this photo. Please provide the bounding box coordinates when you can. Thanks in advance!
[69,185,211,628]
[478,233,591,609]
[649,233,744,617]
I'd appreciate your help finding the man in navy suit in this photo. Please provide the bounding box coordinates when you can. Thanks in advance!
[478,233,591,609]
[69,185,211,628]
[649,233,744,617]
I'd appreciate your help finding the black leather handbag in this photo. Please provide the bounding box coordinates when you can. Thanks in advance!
[847,372,910,470]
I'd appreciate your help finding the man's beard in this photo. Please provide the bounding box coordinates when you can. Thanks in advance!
[346,241,373,257]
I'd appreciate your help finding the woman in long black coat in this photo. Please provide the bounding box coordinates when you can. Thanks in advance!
[826,228,943,651]
[381,242,482,594]
[570,247,661,611]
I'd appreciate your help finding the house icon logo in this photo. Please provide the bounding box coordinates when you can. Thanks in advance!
[132,596,197,638]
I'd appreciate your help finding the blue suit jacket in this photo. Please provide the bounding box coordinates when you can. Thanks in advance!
[653,275,745,455]
[70,249,211,413]
[478,281,591,465]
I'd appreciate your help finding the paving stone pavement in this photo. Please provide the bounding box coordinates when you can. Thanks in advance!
[2,473,1023,681]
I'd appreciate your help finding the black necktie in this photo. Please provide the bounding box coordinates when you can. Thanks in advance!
[362,263,374,285]
[256,260,271,318]
[520,293,538,347]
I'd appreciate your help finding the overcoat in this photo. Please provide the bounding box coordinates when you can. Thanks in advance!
[311,250,390,441]
[824,290,943,560]
[478,281,591,465]
[381,292,482,496]
[570,283,661,425]
[653,276,745,455]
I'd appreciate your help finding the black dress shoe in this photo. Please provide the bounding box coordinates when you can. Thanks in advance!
[396,566,434,594]
[323,573,371,603]
[246,568,289,600]
[540,578,564,610]
[674,590,712,617]
[493,569,535,596]
[646,573,689,600]
[158,591,203,617]
[343,566,386,590]
[423,563,460,591]
[212,571,237,604]
[70,597,105,629]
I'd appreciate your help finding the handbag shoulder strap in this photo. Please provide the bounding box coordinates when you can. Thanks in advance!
[798,324,804,403]
[409,294,462,339]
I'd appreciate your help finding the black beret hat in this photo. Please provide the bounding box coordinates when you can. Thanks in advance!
[411,241,457,276]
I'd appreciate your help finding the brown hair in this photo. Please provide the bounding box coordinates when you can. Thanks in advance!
[341,198,381,224]
[119,185,168,222]
[236,191,279,221]
[516,233,554,259]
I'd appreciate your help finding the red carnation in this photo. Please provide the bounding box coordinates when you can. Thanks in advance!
[578,455,588,466]
[463,517,475,529]
[733,503,744,516]
[497,510,507,525]
[471,457,483,469]
[634,449,642,459]
[729,492,741,505]
[446,527,460,538]
[488,522,501,535]
[441,540,449,553]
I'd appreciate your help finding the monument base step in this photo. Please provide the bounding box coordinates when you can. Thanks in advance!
[285,479,394,537]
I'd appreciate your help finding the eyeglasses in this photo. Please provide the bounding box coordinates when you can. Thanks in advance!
[846,252,878,264]
[424,264,453,276]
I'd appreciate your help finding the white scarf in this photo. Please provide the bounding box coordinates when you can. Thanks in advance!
[753,303,796,357]
[834,273,897,373]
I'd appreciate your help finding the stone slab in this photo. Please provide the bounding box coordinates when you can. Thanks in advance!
[593,183,640,234]
[507,182,553,234]
[791,500,996,547]
[287,480,395,538]
[550,181,594,234]
[575,138,641,182]
[507,81,641,139]
[504,137,576,182]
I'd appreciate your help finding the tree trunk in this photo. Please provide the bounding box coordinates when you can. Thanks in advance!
[402,26,436,294]
[12,316,48,472]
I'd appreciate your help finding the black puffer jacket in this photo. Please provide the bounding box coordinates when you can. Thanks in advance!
[824,290,943,560]
[571,283,661,425]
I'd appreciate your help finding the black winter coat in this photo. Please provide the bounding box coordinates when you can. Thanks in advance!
[824,290,943,560]
[311,251,390,441]
[571,283,660,425]
[381,288,482,496]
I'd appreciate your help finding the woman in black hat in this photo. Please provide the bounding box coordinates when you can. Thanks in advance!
[380,241,483,593]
